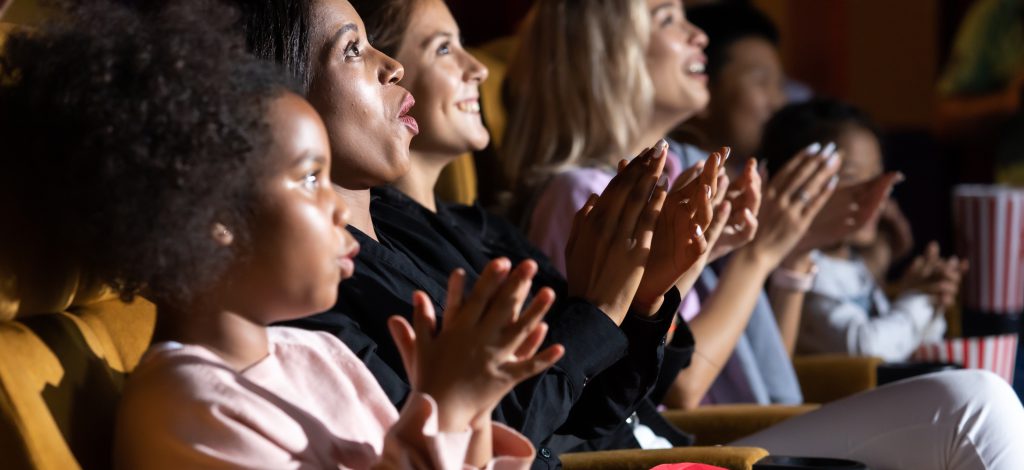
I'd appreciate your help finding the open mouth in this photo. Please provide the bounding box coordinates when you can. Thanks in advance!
[686,61,706,75]
[337,243,360,279]
[455,99,481,113]
[398,93,419,135]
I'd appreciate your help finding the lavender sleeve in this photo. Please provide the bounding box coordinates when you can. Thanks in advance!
[526,168,615,275]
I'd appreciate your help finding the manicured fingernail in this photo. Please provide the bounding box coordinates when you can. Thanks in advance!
[895,172,906,183]
[658,175,669,188]
[827,175,839,190]
[721,147,732,161]
[827,152,840,167]
[705,185,712,199]
[745,208,754,217]
[655,139,668,153]
[694,224,703,238]
[822,142,837,157]
[806,142,822,155]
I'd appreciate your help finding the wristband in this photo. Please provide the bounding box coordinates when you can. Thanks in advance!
[770,263,818,292]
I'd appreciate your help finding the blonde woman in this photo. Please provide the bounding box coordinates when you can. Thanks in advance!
[502,0,1024,468]
[505,0,814,411]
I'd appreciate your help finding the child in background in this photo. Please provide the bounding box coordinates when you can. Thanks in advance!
[760,99,968,361]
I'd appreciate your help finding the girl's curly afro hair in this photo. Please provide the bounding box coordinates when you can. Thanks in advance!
[0,0,297,307]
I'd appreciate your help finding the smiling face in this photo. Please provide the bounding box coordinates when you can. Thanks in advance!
[393,0,490,156]
[708,37,786,158]
[645,0,710,126]
[224,92,359,323]
[304,0,418,190]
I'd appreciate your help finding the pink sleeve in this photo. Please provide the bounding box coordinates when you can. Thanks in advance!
[378,392,472,469]
[380,393,535,470]
[115,373,310,470]
[480,423,535,470]
[527,168,614,276]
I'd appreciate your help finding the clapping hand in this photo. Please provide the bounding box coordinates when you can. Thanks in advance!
[632,142,725,314]
[893,241,969,310]
[707,156,761,261]
[387,259,565,432]
[747,142,842,267]
[792,169,904,256]
[565,143,668,323]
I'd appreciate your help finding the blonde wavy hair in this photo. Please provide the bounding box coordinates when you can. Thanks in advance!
[502,0,654,195]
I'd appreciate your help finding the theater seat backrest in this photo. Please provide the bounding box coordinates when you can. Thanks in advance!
[1,17,158,470]
[0,292,156,470]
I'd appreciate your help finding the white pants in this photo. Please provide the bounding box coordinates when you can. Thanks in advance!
[733,370,1024,470]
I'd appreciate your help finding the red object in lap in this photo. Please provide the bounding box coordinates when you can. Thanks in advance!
[650,464,729,470]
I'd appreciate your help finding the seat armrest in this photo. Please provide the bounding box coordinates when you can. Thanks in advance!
[662,404,819,446]
[793,354,882,403]
[561,446,769,470]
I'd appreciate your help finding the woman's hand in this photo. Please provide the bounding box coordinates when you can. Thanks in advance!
[791,171,904,256]
[564,143,668,323]
[707,157,761,262]
[632,145,727,314]
[744,143,842,270]
[387,259,565,433]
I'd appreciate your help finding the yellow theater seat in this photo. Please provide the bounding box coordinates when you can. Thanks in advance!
[0,268,156,470]
[562,446,769,470]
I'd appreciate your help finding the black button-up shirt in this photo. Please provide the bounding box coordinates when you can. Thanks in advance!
[283,186,693,468]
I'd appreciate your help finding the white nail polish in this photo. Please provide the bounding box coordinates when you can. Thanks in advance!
[822,142,837,157]
[705,186,712,199]
[694,224,703,238]
[827,152,840,167]
[656,139,668,153]
[828,175,839,190]
[806,142,822,155]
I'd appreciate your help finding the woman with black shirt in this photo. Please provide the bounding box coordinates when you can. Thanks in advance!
[328,1,1024,469]
[230,0,722,466]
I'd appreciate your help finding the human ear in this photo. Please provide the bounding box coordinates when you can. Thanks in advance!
[211,223,234,247]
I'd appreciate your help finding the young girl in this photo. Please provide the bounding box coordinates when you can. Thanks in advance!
[0,2,562,468]
[760,98,968,361]
[232,0,718,464]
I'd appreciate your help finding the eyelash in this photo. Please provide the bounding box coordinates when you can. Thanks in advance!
[344,40,362,59]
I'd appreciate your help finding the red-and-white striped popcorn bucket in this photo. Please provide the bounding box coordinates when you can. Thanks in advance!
[952,185,1024,314]
[913,335,1018,383]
